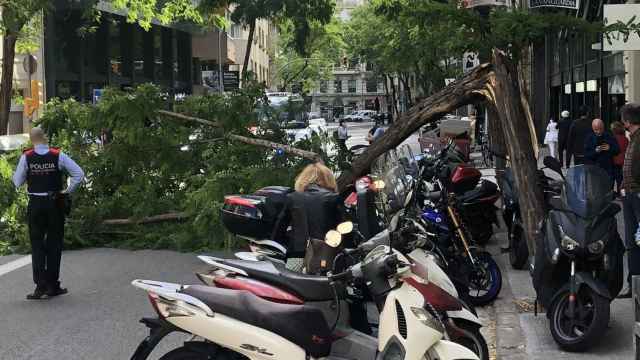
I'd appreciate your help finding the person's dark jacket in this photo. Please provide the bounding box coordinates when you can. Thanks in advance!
[271,185,343,256]
[558,118,573,152]
[566,117,593,159]
[584,131,620,177]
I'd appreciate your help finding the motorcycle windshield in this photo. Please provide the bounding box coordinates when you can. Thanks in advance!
[564,165,614,219]
[372,149,409,216]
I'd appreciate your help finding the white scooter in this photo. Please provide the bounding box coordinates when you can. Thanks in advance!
[131,231,479,360]
[197,221,487,359]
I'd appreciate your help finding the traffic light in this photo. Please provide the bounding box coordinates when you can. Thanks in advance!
[23,80,43,118]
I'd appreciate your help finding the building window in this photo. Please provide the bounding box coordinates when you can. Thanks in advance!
[366,78,378,93]
[348,79,357,93]
[335,80,342,93]
[366,62,374,71]
[320,81,328,93]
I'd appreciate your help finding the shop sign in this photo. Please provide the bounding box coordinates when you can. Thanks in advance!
[202,70,221,92]
[463,53,480,73]
[603,5,640,51]
[223,71,240,91]
[530,0,578,9]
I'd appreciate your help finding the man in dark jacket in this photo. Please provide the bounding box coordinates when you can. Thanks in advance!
[557,110,572,167]
[584,118,620,183]
[566,105,593,166]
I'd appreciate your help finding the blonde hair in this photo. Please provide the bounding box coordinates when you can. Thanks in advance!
[611,121,625,135]
[294,163,337,193]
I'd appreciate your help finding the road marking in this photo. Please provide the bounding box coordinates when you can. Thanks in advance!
[0,256,31,277]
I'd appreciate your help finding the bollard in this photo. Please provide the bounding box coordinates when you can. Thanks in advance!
[634,275,640,359]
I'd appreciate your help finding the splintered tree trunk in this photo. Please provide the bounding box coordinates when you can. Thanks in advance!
[242,19,257,82]
[489,51,545,255]
[0,34,17,136]
[336,64,493,189]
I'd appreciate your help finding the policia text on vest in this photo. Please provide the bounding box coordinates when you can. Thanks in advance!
[12,137,84,300]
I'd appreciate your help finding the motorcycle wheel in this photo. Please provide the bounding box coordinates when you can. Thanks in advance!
[466,252,502,306]
[159,345,246,360]
[549,288,610,352]
[451,320,490,360]
[509,224,529,270]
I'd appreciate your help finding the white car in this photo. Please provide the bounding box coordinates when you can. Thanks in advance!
[308,118,327,136]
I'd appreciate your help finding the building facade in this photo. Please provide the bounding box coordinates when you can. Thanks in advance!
[44,5,195,103]
[530,0,639,140]
[310,0,389,120]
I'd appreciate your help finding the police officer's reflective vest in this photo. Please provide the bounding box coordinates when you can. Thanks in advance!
[24,147,63,193]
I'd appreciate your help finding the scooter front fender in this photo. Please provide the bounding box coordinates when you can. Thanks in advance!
[446,307,482,327]
[574,271,611,300]
[426,340,480,360]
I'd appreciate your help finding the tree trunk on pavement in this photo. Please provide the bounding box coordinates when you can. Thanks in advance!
[336,64,492,190]
[0,34,17,136]
[388,75,399,119]
[488,50,544,255]
[242,19,257,82]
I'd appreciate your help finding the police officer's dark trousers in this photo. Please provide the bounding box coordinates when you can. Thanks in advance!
[28,195,65,288]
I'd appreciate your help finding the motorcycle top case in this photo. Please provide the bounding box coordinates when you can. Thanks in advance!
[221,186,292,239]
[450,165,482,194]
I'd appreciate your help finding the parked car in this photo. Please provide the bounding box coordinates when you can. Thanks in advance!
[354,110,377,122]
[308,118,328,136]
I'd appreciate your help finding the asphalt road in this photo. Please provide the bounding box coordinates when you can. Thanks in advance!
[0,249,217,360]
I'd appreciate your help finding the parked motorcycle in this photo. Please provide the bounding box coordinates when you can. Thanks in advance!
[210,148,489,359]
[499,166,562,270]
[130,222,480,359]
[532,157,624,352]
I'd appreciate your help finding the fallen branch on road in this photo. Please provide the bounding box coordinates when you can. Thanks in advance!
[102,212,189,226]
[157,109,323,162]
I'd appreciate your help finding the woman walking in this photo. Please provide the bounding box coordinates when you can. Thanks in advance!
[544,117,559,159]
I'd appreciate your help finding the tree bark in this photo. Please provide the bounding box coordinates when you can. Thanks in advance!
[388,75,399,118]
[242,19,257,82]
[400,74,413,107]
[488,50,545,255]
[336,64,493,190]
[0,34,17,136]
[158,110,220,127]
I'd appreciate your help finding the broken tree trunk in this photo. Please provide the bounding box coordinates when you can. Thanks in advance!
[336,64,493,190]
[489,51,545,255]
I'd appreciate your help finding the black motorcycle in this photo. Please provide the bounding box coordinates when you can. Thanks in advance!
[499,166,562,269]
[532,157,624,352]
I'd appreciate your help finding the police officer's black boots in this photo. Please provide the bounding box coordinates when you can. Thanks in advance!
[26,285,48,300]
[47,282,68,297]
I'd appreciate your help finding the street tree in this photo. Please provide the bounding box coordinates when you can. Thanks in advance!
[274,17,345,93]
[227,0,334,80]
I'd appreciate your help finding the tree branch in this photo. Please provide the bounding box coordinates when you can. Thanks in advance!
[228,134,322,162]
[102,212,189,226]
[158,110,220,127]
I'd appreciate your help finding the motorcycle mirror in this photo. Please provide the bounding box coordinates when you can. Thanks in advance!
[337,221,354,235]
[325,230,342,248]
[543,156,563,175]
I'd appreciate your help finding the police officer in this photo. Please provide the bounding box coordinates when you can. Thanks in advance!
[12,127,84,300]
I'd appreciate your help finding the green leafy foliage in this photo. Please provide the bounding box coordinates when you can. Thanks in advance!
[0,82,332,255]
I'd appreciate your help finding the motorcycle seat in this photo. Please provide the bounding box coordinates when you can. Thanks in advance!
[215,259,335,301]
[181,285,332,357]
[458,180,500,204]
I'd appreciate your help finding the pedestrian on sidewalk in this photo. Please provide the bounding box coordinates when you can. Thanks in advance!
[584,118,619,185]
[611,121,629,195]
[12,127,85,300]
[617,103,640,299]
[337,120,349,151]
[544,117,559,159]
[566,105,593,166]
[367,121,385,144]
[558,110,572,167]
